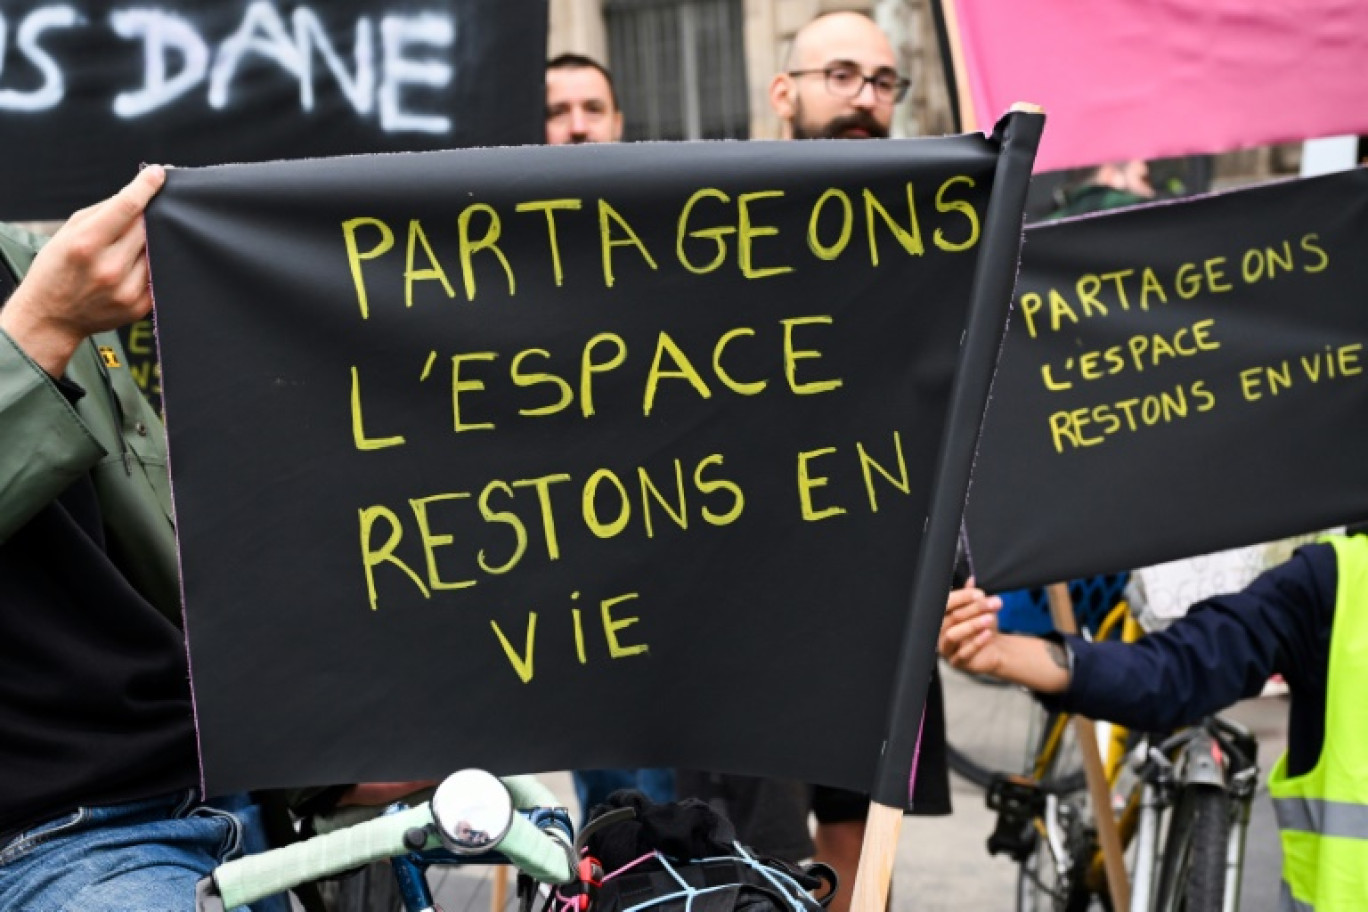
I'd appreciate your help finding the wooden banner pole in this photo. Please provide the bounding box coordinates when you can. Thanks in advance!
[490,864,508,912]
[851,801,902,912]
[1047,583,1130,911]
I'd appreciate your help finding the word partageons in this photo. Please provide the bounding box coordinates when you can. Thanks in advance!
[1019,234,1328,341]
[340,177,983,315]
[0,3,456,133]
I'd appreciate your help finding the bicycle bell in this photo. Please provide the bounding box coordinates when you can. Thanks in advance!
[430,768,515,854]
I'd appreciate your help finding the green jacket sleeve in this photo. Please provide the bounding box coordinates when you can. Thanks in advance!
[0,329,108,543]
[0,225,110,544]
[0,222,180,621]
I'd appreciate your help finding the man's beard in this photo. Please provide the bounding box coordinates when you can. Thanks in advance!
[791,101,889,140]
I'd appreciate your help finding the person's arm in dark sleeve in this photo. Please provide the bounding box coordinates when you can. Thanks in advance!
[1046,543,1334,732]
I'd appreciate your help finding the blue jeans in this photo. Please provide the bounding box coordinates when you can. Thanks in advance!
[0,790,289,912]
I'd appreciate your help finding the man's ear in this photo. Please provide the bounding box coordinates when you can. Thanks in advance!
[611,110,624,142]
[769,73,796,122]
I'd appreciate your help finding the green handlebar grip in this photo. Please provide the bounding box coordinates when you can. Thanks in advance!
[499,808,576,884]
[499,775,575,884]
[214,805,437,909]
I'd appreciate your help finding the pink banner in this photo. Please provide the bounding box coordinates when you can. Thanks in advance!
[948,0,1368,172]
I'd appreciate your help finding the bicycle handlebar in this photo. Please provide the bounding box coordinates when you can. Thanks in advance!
[205,774,576,911]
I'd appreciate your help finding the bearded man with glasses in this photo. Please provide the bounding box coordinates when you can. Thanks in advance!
[769,11,910,140]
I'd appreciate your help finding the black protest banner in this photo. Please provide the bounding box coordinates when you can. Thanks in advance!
[965,167,1368,592]
[146,113,1041,799]
[0,0,543,220]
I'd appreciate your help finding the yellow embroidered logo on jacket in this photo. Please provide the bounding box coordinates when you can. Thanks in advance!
[98,346,121,368]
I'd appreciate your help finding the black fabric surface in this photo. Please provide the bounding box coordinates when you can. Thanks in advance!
[0,462,196,840]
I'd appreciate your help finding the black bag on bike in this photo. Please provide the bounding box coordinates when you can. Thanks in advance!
[578,791,835,912]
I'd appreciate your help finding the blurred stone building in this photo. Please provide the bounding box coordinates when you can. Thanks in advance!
[548,0,953,142]
[546,0,1301,193]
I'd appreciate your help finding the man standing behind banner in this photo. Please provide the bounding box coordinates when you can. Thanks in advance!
[546,53,624,145]
[677,14,950,912]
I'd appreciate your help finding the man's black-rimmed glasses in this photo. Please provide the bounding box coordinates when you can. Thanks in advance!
[788,63,911,104]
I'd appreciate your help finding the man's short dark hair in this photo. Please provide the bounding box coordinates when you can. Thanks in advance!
[546,53,619,110]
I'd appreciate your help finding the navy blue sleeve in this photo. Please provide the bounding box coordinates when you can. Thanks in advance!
[1045,543,1336,733]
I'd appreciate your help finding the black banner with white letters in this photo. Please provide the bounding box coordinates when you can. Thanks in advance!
[0,1,544,220]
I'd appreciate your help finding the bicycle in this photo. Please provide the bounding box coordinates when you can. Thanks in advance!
[960,599,1261,911]
[194,769,579,912]
[994,711,1259,912]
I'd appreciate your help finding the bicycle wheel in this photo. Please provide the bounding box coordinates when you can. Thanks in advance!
[942,658,1087,793]
[1153,784,1229,912]
[941,659,1042,788]
[1029,711,1088,796]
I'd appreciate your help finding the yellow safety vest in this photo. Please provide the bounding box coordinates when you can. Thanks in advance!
[1268,535,1368,911]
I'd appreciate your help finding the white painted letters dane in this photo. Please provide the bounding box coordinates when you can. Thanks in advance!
[0,3,455,133]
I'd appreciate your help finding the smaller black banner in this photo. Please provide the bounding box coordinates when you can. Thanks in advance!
[966,167,1368,591]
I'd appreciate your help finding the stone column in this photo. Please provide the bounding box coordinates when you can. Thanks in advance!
[547,0,609,63]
